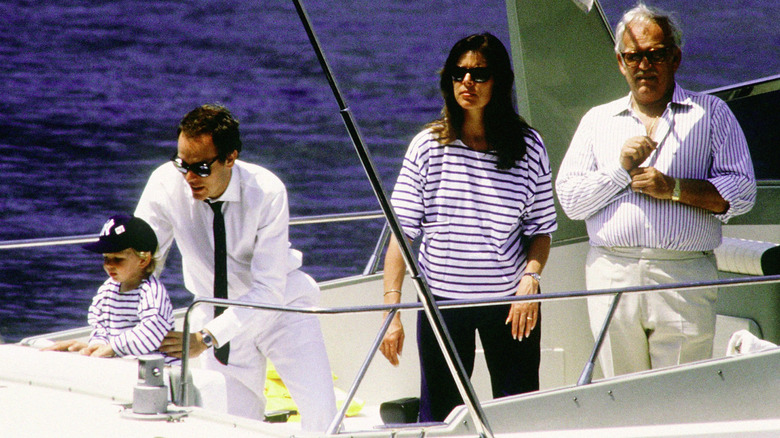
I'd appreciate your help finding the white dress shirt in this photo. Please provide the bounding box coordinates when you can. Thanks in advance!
[556,84,756,251]
[135,160,309,345]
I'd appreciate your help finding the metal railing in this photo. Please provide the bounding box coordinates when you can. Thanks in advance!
[0,210,389,276]
[174,273,780,434]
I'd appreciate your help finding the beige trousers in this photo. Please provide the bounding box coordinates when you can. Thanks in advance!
[586,246,718,378]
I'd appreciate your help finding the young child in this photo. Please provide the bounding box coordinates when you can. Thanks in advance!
[43,214,176,364]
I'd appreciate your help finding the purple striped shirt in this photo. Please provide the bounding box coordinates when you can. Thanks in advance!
[556,84,756,251]
[391,129,557,299]
[88,275,176,364]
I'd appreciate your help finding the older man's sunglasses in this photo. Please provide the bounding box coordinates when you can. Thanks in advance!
[620,47,674,67]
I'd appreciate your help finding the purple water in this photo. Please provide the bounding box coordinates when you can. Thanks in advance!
[1,0,777,342]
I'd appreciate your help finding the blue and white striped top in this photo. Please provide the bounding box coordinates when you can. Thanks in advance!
[88,275,177,364]
[391,129,557,299]
[556,84,756,251]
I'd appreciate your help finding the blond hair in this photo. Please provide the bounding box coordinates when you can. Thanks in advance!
[132,250,157,277]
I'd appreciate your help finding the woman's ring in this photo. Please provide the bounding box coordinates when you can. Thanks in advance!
[526,316,533,320]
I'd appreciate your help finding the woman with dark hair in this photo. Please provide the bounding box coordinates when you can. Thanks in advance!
[379,33,557,422]
[431,33,537,169]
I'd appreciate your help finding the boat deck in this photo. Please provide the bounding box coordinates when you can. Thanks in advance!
[3,343,780,437]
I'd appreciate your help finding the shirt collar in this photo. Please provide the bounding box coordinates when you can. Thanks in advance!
[612,82,691,117]
[669,83,692,107]
[207,161,242,204]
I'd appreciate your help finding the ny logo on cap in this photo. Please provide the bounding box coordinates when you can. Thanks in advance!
[100,219,126,237]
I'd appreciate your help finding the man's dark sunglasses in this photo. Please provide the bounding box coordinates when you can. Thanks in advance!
[621,47,674,67]
[451,66,492,83]
[171,153,220,178]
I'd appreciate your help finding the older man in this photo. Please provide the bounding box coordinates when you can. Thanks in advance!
[556,3,755,377]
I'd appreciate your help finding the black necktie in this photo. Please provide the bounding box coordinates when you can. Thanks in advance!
[208,201,230,365]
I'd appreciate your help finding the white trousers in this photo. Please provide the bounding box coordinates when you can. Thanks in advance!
[198,270,337,432]
[586,246,718,377]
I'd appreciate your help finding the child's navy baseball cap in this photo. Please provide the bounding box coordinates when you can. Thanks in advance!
[82,214,158,254]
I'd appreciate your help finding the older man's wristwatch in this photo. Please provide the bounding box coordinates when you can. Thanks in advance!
[199,330,215,348]
[671,178,681,202]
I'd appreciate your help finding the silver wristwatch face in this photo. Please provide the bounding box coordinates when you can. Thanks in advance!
[200,330,214,347]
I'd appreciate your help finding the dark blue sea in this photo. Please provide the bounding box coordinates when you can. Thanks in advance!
[1,0,777,342]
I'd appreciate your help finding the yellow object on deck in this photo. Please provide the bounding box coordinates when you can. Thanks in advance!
[264,361,365,422]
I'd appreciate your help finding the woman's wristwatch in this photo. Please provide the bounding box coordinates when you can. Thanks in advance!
[523,272,541,283]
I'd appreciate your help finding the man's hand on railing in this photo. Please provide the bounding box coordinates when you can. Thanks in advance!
[160,330,208,359]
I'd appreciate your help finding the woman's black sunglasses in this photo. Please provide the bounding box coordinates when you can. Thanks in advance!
[170,153,220,178]
[451,66,492,83]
